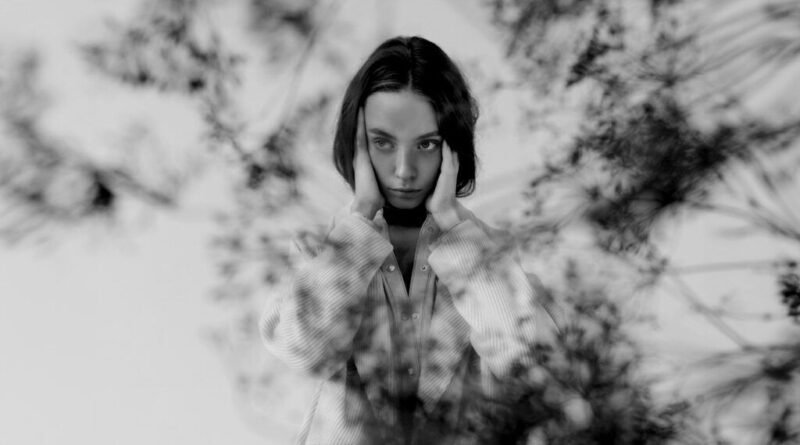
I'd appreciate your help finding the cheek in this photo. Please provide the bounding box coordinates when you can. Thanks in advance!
[367,148,392,186]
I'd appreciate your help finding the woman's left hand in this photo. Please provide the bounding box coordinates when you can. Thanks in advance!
[426,141,465,231]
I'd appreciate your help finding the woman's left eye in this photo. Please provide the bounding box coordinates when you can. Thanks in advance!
[418,140,442,151]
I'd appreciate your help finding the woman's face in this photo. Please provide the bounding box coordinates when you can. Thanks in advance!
[363,89,443,209]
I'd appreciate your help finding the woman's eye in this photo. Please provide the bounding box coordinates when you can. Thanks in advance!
[372,138,392,150]
[418,140,442,151]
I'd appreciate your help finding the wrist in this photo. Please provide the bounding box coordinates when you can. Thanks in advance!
[432,206,462,231]
[351,200,380,219]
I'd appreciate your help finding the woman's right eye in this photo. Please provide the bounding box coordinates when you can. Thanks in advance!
[372,138,392,150]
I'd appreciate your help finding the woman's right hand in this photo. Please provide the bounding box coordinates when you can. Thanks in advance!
[350,108,384,219]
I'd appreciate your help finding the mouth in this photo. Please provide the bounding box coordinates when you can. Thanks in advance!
[388,188,422,197]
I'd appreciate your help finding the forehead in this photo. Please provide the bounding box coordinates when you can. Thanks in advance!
[364,90,438,136]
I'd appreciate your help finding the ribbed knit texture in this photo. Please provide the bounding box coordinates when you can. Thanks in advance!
[260,209,540,444]
[428,219,537,378]
[260,210,393,379]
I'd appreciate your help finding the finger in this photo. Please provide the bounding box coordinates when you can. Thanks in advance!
[442,140,451,169]
[442,141,457,172]
[355,108,367,154]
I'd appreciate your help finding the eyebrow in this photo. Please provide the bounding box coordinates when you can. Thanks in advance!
[367,128,440,140]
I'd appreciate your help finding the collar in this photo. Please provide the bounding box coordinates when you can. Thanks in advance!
[382,204,428,227]
[374,209,440,240]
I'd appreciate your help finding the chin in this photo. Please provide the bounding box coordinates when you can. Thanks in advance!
[387,198,424,209]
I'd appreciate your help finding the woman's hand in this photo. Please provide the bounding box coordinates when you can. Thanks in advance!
[350,108,384,219]
[426,141,465,231]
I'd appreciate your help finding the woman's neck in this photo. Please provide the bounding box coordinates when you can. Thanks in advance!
[382,203,427,228]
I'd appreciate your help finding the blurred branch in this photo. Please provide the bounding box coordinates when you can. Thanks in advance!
[685,343,800,444]
[694,0,800,101]
[669,276,753,350]
[666,259,792,275]
[0,50,182,244]
[686,200,800,243]
[268,0,344,132]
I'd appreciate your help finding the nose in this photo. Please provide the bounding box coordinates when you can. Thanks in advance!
[394,149,416,182]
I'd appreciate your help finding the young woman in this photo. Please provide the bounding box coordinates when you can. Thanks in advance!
[260,36,539,445]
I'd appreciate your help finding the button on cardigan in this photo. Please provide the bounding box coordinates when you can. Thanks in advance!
[259,206,540,444]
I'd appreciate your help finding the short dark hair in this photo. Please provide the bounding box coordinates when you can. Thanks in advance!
[332,36,479,197]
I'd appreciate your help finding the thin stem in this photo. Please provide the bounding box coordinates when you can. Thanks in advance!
[666,259,786,275]
[669,275,753,351]
[685,199,800,242]
[749,152,800,228]
[272,0,345,132]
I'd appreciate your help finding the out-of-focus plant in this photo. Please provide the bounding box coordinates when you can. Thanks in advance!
[1,0,344,431]
[6,0,800,442]
[0,50,182,244]
[489,0,800,441]
[461,258,700,445]
[69,0,357,437]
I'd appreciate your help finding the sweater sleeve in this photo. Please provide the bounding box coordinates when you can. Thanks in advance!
[428,219,538,379]
[259,210,394,379]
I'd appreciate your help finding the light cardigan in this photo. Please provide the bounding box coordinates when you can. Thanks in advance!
[260,206,540,444]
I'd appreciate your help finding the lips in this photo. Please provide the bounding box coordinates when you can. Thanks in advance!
[388,188,421,198]
[389,188,421,193]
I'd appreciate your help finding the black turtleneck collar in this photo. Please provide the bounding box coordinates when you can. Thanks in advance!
[382,203,428,227]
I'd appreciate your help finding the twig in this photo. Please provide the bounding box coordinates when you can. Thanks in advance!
[749,151,800,228]
[665,259,786,275]
[271,0,345,133]
[669,275,753,350]
[685,199,800,242]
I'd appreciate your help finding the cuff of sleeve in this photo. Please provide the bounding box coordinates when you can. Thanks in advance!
[328,209,393,265]
[429,219,494,274]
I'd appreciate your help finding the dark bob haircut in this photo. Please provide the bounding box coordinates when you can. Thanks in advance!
[332,36,479,198]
